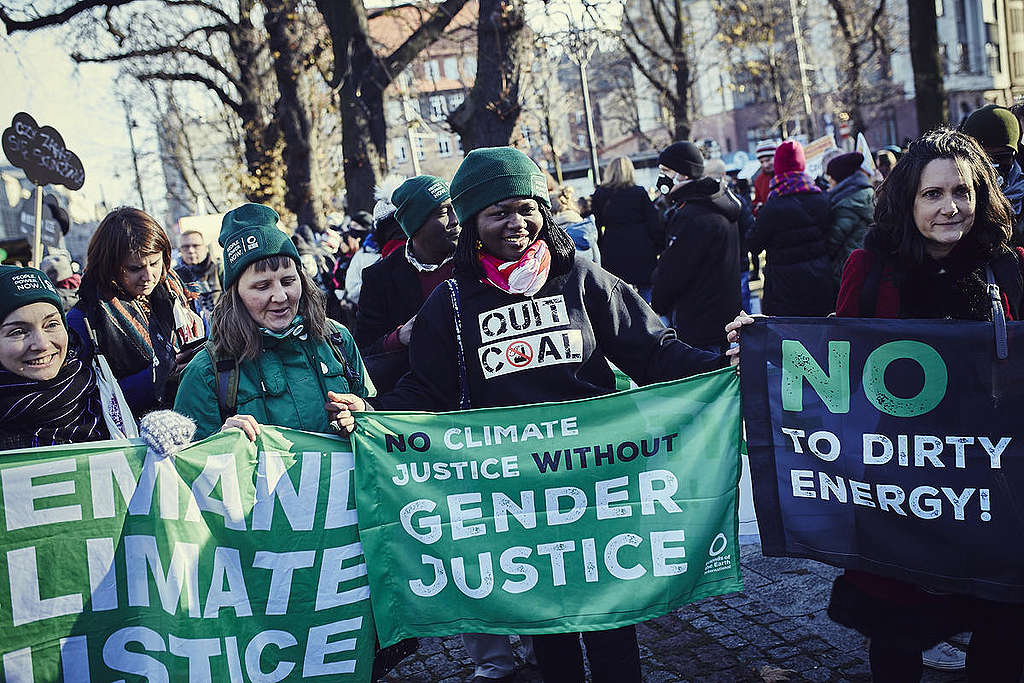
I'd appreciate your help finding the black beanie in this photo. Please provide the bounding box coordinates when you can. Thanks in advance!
[826,152,864,182]
[659,141,705,178]
[961,104,1020,152]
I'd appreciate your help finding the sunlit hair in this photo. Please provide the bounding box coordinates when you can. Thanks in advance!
[874,128,1013,264]
[211,255,326,362]
[549,186,576,213]
[81,207,171,300]
[601,157,636,189]
[454,201,576,280]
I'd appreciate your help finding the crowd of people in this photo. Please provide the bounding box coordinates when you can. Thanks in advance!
[2,101,1024,682]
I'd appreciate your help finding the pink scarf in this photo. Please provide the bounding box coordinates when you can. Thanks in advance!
[479,240,551,296]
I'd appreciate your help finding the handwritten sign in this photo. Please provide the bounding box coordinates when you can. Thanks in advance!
[2,112,85,190]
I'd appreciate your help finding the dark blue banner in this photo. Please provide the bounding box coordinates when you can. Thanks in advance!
[741,317,1024,602]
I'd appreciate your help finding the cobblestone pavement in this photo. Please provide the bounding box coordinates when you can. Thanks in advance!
[384,542,969,683]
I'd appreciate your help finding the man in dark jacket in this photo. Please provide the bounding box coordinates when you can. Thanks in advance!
[960,104,1024,241]
[825,152,873,290]
[174,229,222,318]
[355,175,460,391]
[650,141,742,352]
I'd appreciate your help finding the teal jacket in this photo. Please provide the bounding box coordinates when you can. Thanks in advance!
[174,321,372,440]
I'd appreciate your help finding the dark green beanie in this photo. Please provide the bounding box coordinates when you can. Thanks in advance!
[961,104,1020,152]
[392,175,450,238]
[0,266,65,328]
[450,147,550,225]
[219,203,301,289]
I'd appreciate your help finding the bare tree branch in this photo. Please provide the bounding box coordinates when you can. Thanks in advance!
[72,42,240,90]
[0,0,135,33]
[137,70,244,115]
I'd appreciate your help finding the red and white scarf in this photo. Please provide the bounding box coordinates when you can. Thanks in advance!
[478,240,551,296]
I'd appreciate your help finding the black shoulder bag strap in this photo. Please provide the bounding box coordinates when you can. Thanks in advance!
[986,265,1009,360]
[445,279,472,410]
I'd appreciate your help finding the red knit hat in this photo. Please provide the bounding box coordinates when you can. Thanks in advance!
[773,140,806,174]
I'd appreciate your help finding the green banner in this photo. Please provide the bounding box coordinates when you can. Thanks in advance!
[352,368,743,646]
[0,428,375,682]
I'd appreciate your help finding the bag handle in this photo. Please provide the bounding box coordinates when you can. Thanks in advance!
[986,265,1009,360]
[445,279,471,410]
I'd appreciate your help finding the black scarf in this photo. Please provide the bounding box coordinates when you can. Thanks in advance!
[0,339,108,450]
[900,241,1006,321]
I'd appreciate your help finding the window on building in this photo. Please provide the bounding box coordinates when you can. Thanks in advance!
[425,60,441,80]
[1013,8,1024,33]
[577,133,587,147]
[429,95,449,121]
[415,137,426,160]
[1013,50,1024,76]
[575,110,584,123]
[438,136,452,157]
[394,140,409,163]
[449,92,465,109]
[521,125,532,147]
[463,56,477,78]
[443,57,460,79]
[456,135,464,153]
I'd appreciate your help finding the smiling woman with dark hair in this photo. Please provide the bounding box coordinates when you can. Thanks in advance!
[827,128,1024,680]
[330,147,727,683]
[0,266,108,450]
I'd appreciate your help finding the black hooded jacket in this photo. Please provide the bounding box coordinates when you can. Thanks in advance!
[746,189,833,315]
[650,177,742,349]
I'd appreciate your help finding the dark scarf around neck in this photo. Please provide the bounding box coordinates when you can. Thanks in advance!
[0,336,108,449]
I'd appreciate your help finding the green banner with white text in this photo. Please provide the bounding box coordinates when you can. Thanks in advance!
[351,368,743,646]
[0,428,375,682]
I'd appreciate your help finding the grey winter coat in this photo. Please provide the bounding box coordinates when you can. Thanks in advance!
[826,174,874,287]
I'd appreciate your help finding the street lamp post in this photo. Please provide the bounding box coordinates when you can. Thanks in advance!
[563,28,601,186]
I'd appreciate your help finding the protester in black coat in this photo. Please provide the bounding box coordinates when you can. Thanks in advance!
[650,144,742,352]
[592,157,661,291]
[746,140,834,316]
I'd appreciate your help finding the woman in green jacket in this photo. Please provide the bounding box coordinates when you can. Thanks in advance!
[174,203,371,440]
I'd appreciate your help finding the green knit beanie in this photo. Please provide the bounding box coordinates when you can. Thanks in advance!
[219,203,301,289]
[450,147,550,225]
[961,104,1021,152]
[0,266,65,328]
[392,175,450,238]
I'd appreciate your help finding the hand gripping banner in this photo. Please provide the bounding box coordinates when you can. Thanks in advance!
[351,368,743,646]
[741,317,1024,602]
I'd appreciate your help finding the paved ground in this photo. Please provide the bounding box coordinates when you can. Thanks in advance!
[383,541,969,683]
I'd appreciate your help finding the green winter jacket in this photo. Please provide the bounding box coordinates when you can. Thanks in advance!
[174,320,372,440]
[826,177,874,287]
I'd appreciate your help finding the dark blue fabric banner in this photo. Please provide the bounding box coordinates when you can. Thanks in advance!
[741,317,1024,602]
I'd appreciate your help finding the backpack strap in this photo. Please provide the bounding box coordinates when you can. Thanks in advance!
[989,248,1024,320]
[324,320,362,384]
[205,341,239,424]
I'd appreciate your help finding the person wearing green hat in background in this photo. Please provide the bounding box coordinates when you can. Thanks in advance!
[355,174,460,392]
[173,202,372,441]
[0,265,109,450]
[328,146,728,683]
[960,103,1024,239]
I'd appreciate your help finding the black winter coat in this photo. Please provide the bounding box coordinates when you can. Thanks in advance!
[355,245,425,354]
[650,177,742,349]
[746,190,833,316]
[372,256,725,412]
[592,185,661,286]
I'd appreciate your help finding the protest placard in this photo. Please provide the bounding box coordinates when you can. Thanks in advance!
[351,368,743,646]
[741,317,1024,601]
[0,428,375,682]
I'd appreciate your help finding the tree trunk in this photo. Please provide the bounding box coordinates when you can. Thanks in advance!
[672,55,691,140]
[233,0,279,206]
[340,76,388,215]
[265,0,321,230]
[449,0,526,150]
[907,0,947,133]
